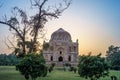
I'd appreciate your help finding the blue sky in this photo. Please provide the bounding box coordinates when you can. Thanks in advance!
[0,0,120,56]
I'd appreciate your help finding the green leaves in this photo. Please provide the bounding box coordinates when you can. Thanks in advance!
[0,53,19,65]
[16,53,47,80]
[78,54,110,80]
[43,43,49,50]
[106,45,120,70]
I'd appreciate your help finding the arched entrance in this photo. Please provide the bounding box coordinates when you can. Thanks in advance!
[58,56,63,62]
[68,56,71,61]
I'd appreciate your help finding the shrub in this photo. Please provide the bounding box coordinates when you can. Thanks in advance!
[16,53,47,80]
[73,67,77,73]
[111,65,120,70]
[64,63,71,67]
[78,54,110,80]
[69,66,73,71]
[42,66,48,77]
[51,63,56,67]
[48,63,56,73]
[48,66,53,73]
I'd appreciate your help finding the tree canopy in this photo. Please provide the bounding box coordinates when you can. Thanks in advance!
[16,53,47,80]
[78,54,110,80]
[106,45,120,70]
[0,53,19,65]
[0,0,71,80]
[0,0,71,57]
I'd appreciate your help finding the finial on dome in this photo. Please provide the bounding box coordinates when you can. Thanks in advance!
[59,28,63,29]
[58,28,64,31]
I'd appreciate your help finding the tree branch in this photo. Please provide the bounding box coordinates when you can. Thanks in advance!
[0,21,23,41]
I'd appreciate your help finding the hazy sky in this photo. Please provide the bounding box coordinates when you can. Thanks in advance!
[0,0,120,56]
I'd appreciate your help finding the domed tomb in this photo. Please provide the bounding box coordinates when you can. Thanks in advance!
[50,28,72,42]
[43,28,79,66]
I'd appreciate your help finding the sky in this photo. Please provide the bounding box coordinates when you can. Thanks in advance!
[0,0,120,56]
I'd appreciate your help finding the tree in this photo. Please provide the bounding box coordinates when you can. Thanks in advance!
[78,54,110,80]
[16,53,47,80]
[106,45,120,70]
[43,42,49,50]
[0,0,71,57]
[0,53,19,65]
[0,0,71,80]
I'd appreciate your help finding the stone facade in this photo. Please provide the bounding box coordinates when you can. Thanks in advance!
[43,28,79,66]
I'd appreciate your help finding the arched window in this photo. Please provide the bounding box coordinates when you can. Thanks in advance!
[58,47,64,54]
[60,51,62,54]
[68,56,71,61]
[51,56,53,61]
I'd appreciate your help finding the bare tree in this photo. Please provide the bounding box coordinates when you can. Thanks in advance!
[0,7,30,57]
[0,0,71,57]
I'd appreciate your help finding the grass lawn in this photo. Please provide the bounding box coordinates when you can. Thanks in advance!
[0,66,120,80]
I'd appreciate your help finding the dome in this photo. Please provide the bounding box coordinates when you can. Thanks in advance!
[50,28,72,42]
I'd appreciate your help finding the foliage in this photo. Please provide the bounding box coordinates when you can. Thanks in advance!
[73,67,77,73]
[63,63,71,71]
[106,45,120,70]
[0,0,71,57]
[51,63,56,67]
[0,53,19,66]
[43,43,49,50]
[78,54,110,80]
[0,0,71,80]
[48,66,53,73]
[64,63,71,67]
[110,75,117,80]
[48,63,55,73]
[16,53,47,80]
[69,66,77,72]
